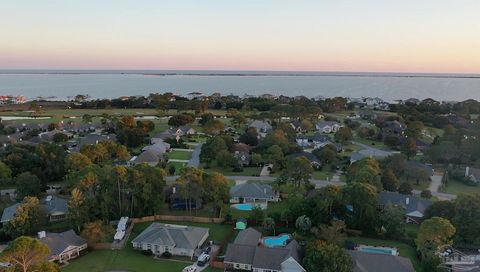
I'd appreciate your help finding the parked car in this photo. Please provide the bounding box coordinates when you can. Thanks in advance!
[202,246,211,254]
[182,265,197,272]
[197,253,210,267]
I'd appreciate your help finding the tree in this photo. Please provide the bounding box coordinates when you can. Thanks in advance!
[380,203,405,238]
[283,156,313,187]
[65,153,92,172]
[215,150,237,169]
[82,114,93,123]
[420,190,432,199]
[251,153,262,166]
[401,138,417,159]
[303,240,352,272]
[81,221,114,244]
[239,127,259,146]
[296,215,312,233]
[347,157,382,191]
[203,172,230,217]
[343,182,379,233]
[263,145,285,169]
[334,127,353,143]
[313,145,337,165]
[168,113,194,127]
[16,172,41,198]
[263,217,276,235]
[313,220,347,246]
[424,200,455,221]
[416,217,455,261]
[68,188,89,233]
[0,236,58,272]
[249,206,265,224]
[452,194,480,244]
[381,169,399,191]
[405,121,424,138]
[0,161,12,185]
[203,120,225,135]
[384,154,407,176]
[4,197,45,238]
[398,182,413,195]
[52,132,69,143]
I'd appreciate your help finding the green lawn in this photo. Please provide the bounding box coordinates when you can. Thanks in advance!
[442,178,480,195]
[62,220,230,272]
[168,150,192,161]
[347,236,421,272]
[166,161,188,175]
[204,166,262,177]
[312,170,334,180]
[229,201,289,219]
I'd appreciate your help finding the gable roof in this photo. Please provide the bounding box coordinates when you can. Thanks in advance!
[230,183,276,199]
[248,120,272,131]
[0,203,21,223]
[233,228,261,246]
[43,195,68,215]
[40,230,87,257]
[132,150,160,164]
[224,243,256,265]
[131,223,209,250]
[379,191,432,216]
[316,121,341,129]
[349,250,415,272]
[287,152,320,164]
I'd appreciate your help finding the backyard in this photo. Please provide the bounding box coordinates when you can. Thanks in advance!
[167,150,193,161]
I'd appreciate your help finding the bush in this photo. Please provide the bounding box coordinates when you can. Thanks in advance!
[161,251,172,258]
[232,164,244,172]
[142,250,153,256]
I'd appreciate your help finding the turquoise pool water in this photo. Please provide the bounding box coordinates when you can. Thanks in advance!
[359,247,396,255]
[231,203,266,211]
[263,234,291,247]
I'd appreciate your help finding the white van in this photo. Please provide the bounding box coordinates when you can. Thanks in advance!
[197,253,210,267]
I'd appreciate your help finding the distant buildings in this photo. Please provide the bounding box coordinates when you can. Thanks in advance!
[0,95,26,105]
[315,121,343,133]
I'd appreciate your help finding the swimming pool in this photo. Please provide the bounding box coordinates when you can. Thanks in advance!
[231,203,266,211]
[262,234,291,247]
[358,245,397,255]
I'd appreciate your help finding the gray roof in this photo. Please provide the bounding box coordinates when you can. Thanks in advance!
[142,143,169,155]
[43,195,68,215]
[312,132,331,142]
[379,191,433,216]
[131,223,209,250]
[248,120,272,132]
[40,230,87,257]
[349,250,415,272]
[234,228,261,246]
[224,244,257,265]
[252,246,296,270]
[133,150,160,164]
[407,161,433,176]
[0,203,21,223]
[316,121,340,129]
[230,183,276,199]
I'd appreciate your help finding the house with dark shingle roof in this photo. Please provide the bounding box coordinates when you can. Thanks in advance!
[1,195,68,225]
[287,152,322,170]
[38,230,88,263]
[379,191,433,224]
[131,223,209,259]
[224,228,305,272]
[128,150,162,166]
[230,183,279,204]
[349,250,415,272]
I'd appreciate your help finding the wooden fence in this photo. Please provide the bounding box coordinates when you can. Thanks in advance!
[131,214,224,224]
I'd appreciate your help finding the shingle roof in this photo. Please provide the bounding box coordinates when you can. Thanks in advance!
[349,250,415,272]
[230,183,276,199]
[224,243,256,265]
[131,223,209,250]
[43,195,68,215]
[233,228,261,246]
[379,191,432,216]
[316,121,340,129]
[133,150,160,164]
[287,152,320,164]
[252,241,302,270]
[0,203,21,223]
[40,230,87,257]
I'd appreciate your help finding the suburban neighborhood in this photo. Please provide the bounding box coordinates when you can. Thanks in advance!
[0,93,479,272]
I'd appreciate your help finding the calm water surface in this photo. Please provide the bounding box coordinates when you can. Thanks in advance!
[0,71,479,101]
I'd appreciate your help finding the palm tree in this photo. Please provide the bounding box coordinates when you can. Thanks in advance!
[263,217,276,235]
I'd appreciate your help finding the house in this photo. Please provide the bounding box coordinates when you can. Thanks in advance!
[349,250,415,272]
[142,141,170,155]
[312,132,332,148]
[465,166,480,183]
[378,191,433,224]
[128,150,162,167]
[39,129,73,142]
[232,143,252,166]
[151,131,174,142]
[287,152,321,170]
[131,223,209,259]
[38,230,88,263]
[224,228,305,272]
[175,126,196,137]
[1,195,68,224]
[382,120,406,139]
[350,149,391,164]
[315,121,342,133]
[289,120,304,133]
[230,183,279,204]
[295,134,312,148]
[248,120,272,137]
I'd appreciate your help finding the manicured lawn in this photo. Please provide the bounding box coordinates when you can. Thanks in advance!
[347,236,421,272]
[168,150,192,161]
[166,161,188,175]
[204,166,262,177]
[442,178,480,195]
[312,170,334,180]
[229,201,289,219]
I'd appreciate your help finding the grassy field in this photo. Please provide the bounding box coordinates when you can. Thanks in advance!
[312,170,334,180]
[347,236,421,272]
[167,150,193,161]
[166,161,188,175]
[443,178,480,195]
[62,220,230,272]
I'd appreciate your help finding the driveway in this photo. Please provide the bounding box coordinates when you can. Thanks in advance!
[428,174,443,193]
[187,143,202,168]
[353,141,394,158]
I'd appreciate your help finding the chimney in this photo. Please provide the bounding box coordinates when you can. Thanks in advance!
[38,231,46,239]
[466,166,470,177]
[405,197,410,205]
[172,187,176,194]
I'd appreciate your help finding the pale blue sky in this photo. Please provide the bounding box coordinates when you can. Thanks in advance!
[1,0,480,72]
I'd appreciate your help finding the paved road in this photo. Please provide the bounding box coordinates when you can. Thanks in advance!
[352,141,394,158]
[187,143,202,168]
[413,189,456,201]
[428,174,443,193]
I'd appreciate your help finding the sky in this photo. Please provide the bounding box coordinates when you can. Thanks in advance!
[1,0,480,73]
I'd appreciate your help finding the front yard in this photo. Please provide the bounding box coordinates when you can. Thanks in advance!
[167,150,193,161]
[442,178,480,195]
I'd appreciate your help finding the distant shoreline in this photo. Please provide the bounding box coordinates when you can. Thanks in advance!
[1,70,480,79]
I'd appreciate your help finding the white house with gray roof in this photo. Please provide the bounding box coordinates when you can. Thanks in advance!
[315,121,343,133]
[38,230,88,263]
[1,195,68,225]
[131,223,209,259]
[230,183,279,204]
